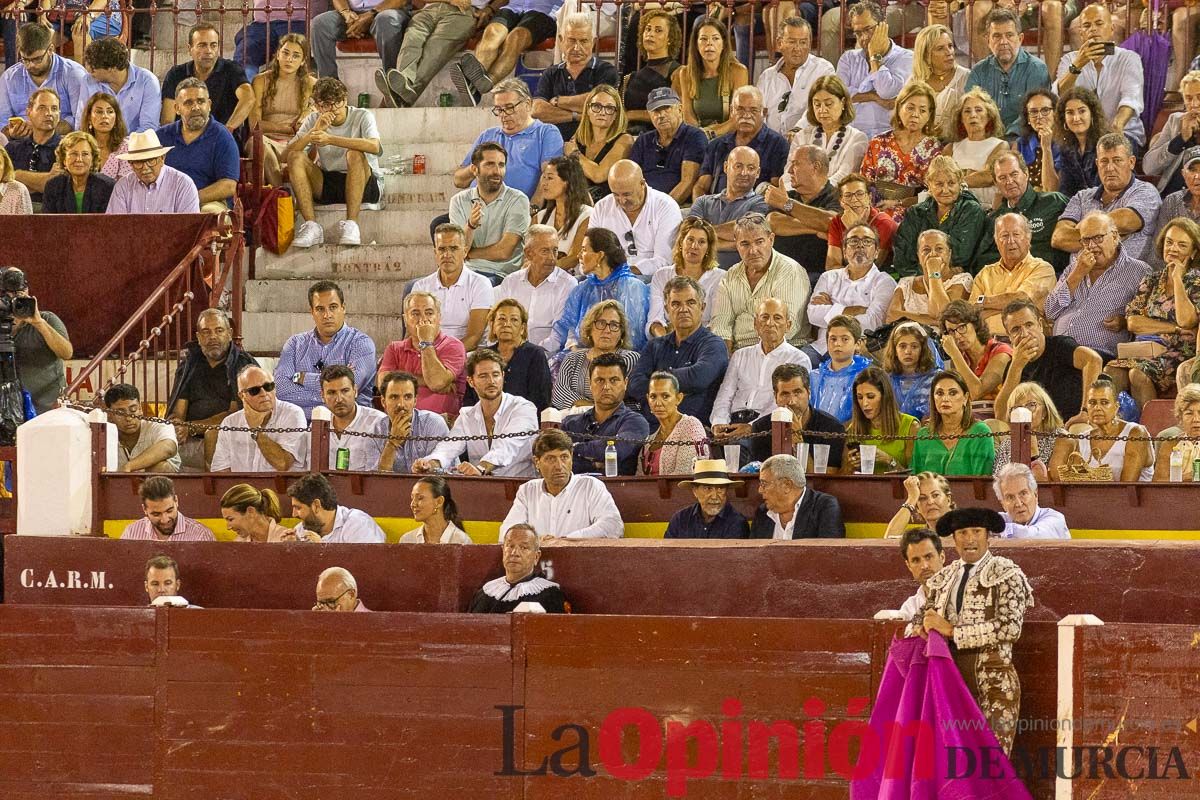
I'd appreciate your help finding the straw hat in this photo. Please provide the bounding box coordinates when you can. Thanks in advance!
[117,130,173,161]
[678,458,744,487]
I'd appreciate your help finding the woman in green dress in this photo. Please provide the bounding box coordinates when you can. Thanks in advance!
[912,370,996,476]
[843,366,917,474]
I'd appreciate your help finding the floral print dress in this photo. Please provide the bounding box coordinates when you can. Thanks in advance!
[859,132,942,222]
[1124,267,1200,393]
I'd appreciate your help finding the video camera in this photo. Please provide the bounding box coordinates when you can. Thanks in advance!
[0,267,31,444]
[0,268,35,323]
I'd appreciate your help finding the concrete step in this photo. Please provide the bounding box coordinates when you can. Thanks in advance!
[242,310,405,355]
[371,106,494,142]
[255,242,433,280]
[246,277,415,314]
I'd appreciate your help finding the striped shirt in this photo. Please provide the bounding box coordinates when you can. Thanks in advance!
[710,250,812,349]
[274,325,377,416]
[120,512,215,541]
[1044,247,1149,355]
[551,349,640,409]
[385,409,450,473]
[1059,177,1162,267]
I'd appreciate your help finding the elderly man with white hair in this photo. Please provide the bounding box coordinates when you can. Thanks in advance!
[495,224,576,350]
[749,453,845,538]
[312,567,370,612]
[468,524,569,613]
[993,462,1070,539]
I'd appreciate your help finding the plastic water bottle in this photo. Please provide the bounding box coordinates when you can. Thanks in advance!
[604,440,618,477]
[1170,449,1184,482]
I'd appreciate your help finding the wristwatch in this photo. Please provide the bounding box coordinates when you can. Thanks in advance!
[1068,64,1083,75]
[418,340,434,350]
[291,372,302,384]
[783,199,795,213]
[930,271,942,279]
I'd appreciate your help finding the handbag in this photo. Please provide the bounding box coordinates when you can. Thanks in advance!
[1055,450,1113,482]
[254,186,295,255]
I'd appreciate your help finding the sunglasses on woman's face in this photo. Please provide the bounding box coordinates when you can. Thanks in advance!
[243,381,276,396]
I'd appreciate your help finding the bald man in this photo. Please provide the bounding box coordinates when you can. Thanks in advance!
[689,147,770,259]
[587,159,682,276]
[1055,4,1145,150]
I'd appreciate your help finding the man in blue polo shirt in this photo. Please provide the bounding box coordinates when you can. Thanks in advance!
[531,12,619,140]
[156,78,240,213]
[628,87,707,205]
[0,23,86,134]
[693,85,788,201]
[76,37,162,135]
[964,8,1051,137]
[453,77,563,202]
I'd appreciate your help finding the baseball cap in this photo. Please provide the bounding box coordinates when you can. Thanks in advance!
[1184,146,1200,169]
[646,87,681,112]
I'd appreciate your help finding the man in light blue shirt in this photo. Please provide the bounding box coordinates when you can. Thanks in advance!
[0,23,86,133]
[453,77,563,200]
[834,1,912,139]
[76,37,162,134]
[994,464,1070,539]
[965,8,1051,137]
[274,280,378,417]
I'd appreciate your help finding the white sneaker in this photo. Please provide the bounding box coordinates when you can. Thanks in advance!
[293,220,324,248]
[338,220,361,246]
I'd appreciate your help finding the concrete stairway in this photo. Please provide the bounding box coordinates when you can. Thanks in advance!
[242,106,493,354]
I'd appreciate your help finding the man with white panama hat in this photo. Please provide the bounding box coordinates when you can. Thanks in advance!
[664,458,750,539]
[105,129,200,214]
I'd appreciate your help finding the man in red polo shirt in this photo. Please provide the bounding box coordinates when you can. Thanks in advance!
[377,290,467,415]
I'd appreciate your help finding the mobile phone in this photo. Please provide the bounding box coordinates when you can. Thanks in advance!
[1101,41,1115,55]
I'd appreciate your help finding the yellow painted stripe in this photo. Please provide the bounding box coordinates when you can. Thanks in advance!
[103,519,1200,542]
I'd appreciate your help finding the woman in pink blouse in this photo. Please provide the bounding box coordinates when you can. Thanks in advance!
[638,370,709,476]
[82,92,131,181]
[0,149,32,215]
[859,80,942,220]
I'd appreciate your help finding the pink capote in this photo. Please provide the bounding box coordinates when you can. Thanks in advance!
[849,632,1032,800]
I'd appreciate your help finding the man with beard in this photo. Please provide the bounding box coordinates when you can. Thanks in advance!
[120,477,215,541]
[500,429,624,540]
[375,370,449,472]
[664,458,749,539]
[287,473,386,543]
[895,527,945,621]
[320,365,389,471]
[0,23,86,133]
[908,507,1034,755]
[468,524,568,613]
[447,142,529,282]
[806,223,896,360]
[155,78,240,213]
[168,309,259,471]
[105,383,181,473]
[414,348,538,477]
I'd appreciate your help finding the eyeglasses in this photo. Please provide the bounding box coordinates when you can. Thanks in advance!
[943,322,970,336]
[851,23,877,38]
[593,319,622,331]
[841,189,869,200]
[624,230,638,257]
[19,49,49,65]
[242,381,276,396]
[314,587,351,610]
[844,236,876,248]
[1080,233,1110,247]
[1026,107,1054,116]
[313,100,344,112]
[492,99,528,117]
[588,102,618,116]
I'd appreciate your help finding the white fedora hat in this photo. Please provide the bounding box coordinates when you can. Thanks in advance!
[117,130,174,161]
[678,459,744,487]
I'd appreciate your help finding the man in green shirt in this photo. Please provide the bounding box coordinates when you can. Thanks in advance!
[991,152,1068,275]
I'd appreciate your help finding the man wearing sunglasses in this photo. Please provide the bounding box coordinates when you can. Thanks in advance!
[453,78,562,201]
[211,365,310,472]
[313,567,371,611]
[0,23,86,136]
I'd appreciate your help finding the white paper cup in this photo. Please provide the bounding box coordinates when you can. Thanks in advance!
[859,444,877,475]
[795,442,810,471]
[723,444,741,470]
[812,443,830,474]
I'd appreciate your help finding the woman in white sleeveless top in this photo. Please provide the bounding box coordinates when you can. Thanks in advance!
[1050,379,1155,482]
[941,88,1009,210]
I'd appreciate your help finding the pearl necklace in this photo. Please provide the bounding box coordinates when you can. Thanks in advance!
[813,125,847,158]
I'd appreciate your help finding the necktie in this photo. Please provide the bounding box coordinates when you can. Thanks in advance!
[955,563,974,615]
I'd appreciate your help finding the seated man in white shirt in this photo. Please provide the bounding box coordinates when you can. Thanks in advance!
[413,348,538,477]
[711,297,810,439]
[895,527,946,622]
[287,473,386,543]
[501,429,624,540]
[320,365,388,471]
[411,223,495,349]
[104,383,180,473]
[806,223,896,359]
[211,365,310,472]
[495,224,576,350]
[994,463,1070,539]
[587,159,682,277]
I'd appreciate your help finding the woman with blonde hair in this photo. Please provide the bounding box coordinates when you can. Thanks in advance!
[671,16,749,138]
[648,217,725,337]
[220,484,292,542]
[990,381,1066,480]
[941,87,1009,208]
[880,321,942,420]
[859,80,942,216]
[43,131,114,213]
[1152,383,1200,481]
[81,92,131,180]
[563,84,634,200]
[463,298,552,412]
[552,299,640,408]
[910,25,969,134]
[0,148,30,215]
[250,33,316,186]
[884,471,955,537]
[785,74,868,188]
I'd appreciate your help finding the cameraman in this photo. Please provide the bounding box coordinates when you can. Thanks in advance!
[3,268,73,414]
